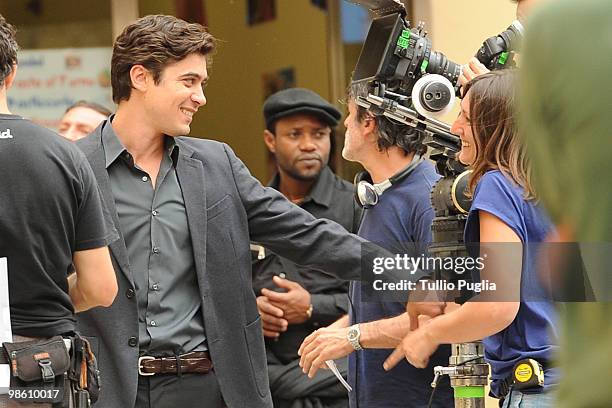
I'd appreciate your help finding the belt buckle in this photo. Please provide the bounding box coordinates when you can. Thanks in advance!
[138,356,156,376]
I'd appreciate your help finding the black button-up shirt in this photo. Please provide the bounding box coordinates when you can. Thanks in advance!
[102,120,206,355]
[252,166,362,364]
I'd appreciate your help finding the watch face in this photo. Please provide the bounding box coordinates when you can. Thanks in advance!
[348,328,358,341]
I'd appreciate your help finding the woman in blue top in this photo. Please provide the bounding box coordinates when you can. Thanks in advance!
[383,70,559,407]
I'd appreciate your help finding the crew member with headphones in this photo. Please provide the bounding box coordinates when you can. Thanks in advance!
[298,81,453,408]
[353,154,423,208]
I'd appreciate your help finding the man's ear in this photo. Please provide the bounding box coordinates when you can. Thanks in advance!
[263,129,276,154]
[129,65,151,93]
[362,114,377,138]
[3,64,17,90]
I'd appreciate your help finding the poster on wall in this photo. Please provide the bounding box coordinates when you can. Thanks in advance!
[262,66,295,100]
[247,0,276,25]
[174,0,207,25]
[7,47,113,131]
[311,0,327,11]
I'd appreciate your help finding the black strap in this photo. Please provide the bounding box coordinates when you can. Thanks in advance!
[495,378,512,399]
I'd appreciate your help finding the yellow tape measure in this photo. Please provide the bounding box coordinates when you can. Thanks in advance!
[512,359,544,390]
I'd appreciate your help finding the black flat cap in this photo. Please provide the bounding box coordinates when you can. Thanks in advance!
[263,88,341,131]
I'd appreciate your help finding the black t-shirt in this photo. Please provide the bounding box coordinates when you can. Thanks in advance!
[0,114,115,337]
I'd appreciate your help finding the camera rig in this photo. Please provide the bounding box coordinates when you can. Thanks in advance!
[350,0,523,118]
[346,0,524,406]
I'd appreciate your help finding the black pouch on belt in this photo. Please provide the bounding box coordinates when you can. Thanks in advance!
[2,336,70,405]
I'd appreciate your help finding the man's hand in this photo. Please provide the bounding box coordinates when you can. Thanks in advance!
[261,276,312,324]
[406,280,446,330]
[298,326,353,378]
[383,316,439,370]
[256,295,288,338]
[458,57,490,88]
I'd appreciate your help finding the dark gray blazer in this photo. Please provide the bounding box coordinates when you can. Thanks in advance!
[75,121,369,408]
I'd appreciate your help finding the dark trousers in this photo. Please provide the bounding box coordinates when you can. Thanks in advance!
[135,372,225,408]
[268,357,349,408]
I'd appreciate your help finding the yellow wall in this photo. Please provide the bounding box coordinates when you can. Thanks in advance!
[191,1,331,181]
[413,0,517,63]
[139,0,174,16]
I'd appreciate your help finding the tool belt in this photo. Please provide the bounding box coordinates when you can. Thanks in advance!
[1,333,100,408]
[138,351,213,376]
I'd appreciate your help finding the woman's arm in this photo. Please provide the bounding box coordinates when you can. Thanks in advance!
[384,210,522,369]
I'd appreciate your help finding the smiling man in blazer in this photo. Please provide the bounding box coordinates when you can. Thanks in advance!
[75,15,385,408]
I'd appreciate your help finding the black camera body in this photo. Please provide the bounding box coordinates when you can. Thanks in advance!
[353,13,461,98]
[352,8,523,118]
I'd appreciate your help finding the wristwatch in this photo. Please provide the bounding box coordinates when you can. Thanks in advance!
[347,324,363,351]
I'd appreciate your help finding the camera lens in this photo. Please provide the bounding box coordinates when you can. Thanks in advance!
[426,51,461,86]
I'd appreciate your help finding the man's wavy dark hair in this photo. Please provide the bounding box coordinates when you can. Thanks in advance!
[347,81,426,156]
[111,15,216,103]
[0,14,18,86]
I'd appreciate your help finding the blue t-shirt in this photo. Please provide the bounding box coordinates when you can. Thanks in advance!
[464,170,560,396]
[348,160,454,408]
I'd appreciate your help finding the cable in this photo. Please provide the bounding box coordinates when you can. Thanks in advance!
[456,356,481,366]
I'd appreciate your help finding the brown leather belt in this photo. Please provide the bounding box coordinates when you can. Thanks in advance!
[138,351,213,376]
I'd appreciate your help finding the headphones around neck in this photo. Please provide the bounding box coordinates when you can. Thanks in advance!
[353,155,423,208]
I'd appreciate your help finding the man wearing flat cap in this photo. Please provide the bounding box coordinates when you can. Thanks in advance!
[252,88,362,408]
